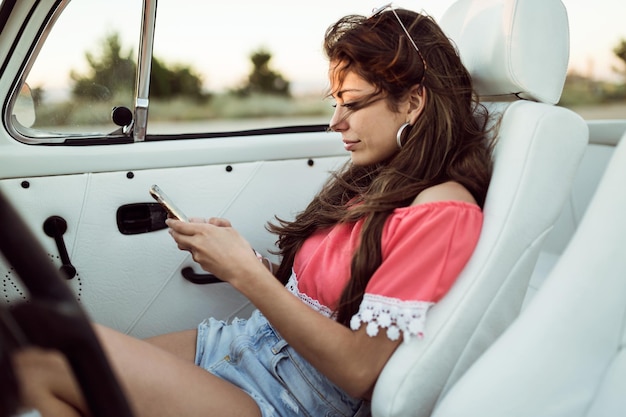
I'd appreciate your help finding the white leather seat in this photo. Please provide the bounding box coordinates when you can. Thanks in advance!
[431,125,626,417]
[371,0,589,416]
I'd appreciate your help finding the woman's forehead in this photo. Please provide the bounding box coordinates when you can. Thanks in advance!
[328,66,374,97]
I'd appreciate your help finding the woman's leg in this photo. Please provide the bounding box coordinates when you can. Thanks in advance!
[143,327,197,362]
[13,324,262,417]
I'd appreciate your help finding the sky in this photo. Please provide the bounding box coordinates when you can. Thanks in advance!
[562,0,626,81]
[26,0,626,95]
[147,0,626,90]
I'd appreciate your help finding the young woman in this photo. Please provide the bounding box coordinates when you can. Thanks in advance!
[14,6,493,417]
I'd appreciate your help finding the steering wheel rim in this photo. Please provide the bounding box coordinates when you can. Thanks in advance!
[0,189,134,417]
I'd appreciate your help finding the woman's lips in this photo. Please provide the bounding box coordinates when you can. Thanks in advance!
[343,139,360,151]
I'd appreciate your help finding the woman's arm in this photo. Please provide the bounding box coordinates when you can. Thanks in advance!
[166,218,400,398]
[233,262,400,399]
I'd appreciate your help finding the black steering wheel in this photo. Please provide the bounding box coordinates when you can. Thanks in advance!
[0,189,134,417]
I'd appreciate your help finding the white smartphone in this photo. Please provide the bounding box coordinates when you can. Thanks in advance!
[149,184,189,222]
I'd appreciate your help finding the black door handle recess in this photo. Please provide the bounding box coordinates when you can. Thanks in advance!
[116,203,168,235]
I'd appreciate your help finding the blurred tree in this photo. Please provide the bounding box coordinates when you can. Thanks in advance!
[30,86,44,107]
[613,38,626,79]
[234,48,291,97]
[71,32,135,100]
[71,31,210,101]
[150,58,210,102]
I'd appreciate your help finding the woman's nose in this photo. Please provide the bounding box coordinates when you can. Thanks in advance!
[329,107,348,132]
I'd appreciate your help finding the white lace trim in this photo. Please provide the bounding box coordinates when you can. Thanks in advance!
[286,272,335,319]
[350,294,433,342]
[286,271,433,341]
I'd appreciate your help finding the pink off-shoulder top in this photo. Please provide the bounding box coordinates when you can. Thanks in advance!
[286,201,483,342]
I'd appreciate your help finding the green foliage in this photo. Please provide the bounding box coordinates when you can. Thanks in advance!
[148,93,331,121]
[70,31,209,102]
[558,37,626,108]
[150,57,210,102]
[33,35,315,128]
[233,48,291,97]
[30,86,44,107]
[68,34,292,107]
[559,71,626,107]
[32,91,133,127]
[70,32,135,100]
[32,93,331,127]
[613,38,626,78]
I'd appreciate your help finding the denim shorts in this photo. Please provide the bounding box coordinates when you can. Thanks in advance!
[195,309,370,417]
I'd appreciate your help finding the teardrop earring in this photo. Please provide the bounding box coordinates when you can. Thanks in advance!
[396,122,411,149]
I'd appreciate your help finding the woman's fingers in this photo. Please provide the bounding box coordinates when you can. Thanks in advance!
[168,217,231,230]
[207,217,231,227]
[167,218,196,234]
[165,219,201,253]
[188,217,207,223]
[165,217,256,283]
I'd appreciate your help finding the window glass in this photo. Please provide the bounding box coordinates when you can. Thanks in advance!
[17,0,142,136]
[559,0,626,120]
[9,0,626,141]
[146,1,369,134]
[146,0,625,129]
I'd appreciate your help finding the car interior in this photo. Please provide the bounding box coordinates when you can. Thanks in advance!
[0,0,624,416]
[372,0,589,415]
[430,125,626,417]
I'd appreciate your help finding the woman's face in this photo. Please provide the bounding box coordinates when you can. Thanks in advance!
[328,67,407,166]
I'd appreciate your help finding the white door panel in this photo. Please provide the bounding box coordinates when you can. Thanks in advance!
[0,155,347,337]
[0,174,89,304]
[0,132,344,179]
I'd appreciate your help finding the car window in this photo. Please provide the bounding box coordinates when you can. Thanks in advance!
[559,0,626,121]
[147,1,334,134]
[7,0,626,143]
[13,1,141,138]
[12,0,370,141]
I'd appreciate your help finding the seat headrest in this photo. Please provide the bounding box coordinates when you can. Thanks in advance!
[439,0,569,104]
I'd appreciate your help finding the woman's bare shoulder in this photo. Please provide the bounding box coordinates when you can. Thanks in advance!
[411,181,477,206]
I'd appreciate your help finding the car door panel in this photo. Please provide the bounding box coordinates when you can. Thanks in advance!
[0,132,343,179]
[1,0,356,337]
[0,153,347,337]
[0,174,89,306]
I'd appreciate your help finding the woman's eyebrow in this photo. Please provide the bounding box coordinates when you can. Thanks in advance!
[332,88,363,99]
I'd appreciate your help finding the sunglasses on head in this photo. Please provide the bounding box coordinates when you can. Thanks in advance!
[370,3,428,81]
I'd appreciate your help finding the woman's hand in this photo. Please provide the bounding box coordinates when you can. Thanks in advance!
[166,217,263,285]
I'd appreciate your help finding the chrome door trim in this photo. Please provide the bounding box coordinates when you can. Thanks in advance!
[133,0,157,142]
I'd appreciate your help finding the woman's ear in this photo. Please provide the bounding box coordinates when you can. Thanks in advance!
[406,84,426,125]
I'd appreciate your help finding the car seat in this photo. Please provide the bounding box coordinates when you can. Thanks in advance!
[431,115,626,417]
[371,0,589,416]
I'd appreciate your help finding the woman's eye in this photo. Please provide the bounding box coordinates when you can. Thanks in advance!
[330,101,360,110]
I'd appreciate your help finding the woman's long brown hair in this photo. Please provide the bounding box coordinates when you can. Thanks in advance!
[267,9,495,327]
